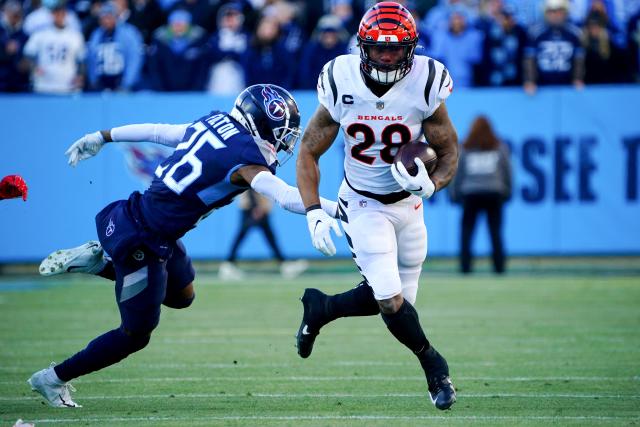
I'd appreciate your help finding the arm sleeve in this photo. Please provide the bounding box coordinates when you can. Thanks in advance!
[250,171,338,217]
[110,123,190,147]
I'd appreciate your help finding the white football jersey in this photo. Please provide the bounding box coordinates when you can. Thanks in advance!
[318,54,453,195]
[24,26,85,94]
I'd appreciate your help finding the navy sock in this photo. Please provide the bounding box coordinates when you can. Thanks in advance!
[97,261,116,281]
[54,327,150,382]
[326,282,380,321]
[381,299,431,356]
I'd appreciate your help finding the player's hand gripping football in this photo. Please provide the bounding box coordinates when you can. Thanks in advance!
[391,158,436,198]
[0,174,28,201]
[306,207,343,256]
[65,131,105,167]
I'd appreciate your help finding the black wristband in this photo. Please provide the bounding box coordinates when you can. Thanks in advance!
[305,204,322,213]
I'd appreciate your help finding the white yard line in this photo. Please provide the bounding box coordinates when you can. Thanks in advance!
[19,415,640,424]
[1,375,638,385]
[3,392,639,401]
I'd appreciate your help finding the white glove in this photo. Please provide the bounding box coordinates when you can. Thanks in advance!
[306,207,343,256]
[391,157,436,198]
[65,131,106,167]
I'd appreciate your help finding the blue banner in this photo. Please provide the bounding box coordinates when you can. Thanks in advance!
[0,86,638,262]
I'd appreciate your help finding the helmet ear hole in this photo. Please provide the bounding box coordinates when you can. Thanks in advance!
[231,84,302,164]
[357,2,418,84]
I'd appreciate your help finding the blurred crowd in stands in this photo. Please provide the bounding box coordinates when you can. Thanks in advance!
[1,0,640,94]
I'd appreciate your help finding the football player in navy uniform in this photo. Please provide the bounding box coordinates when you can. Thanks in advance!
[294,2,458,410]
[28,84,340,408]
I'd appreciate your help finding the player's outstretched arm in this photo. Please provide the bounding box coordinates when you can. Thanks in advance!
[65,123,189,167]
[422,103,458,191]
[235,165,338,217]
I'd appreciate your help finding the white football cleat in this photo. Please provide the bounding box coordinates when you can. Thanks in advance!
[27,364,81,408]
[280,259,309,279]
[39,241,106,276]
[218,262,245,281]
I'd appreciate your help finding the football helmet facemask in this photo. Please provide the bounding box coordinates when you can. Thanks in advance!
[230,84,302,165]
[357,1,419,85]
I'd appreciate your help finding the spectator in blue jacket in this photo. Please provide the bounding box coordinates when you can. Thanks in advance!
[147,8,208,91]
[429,7,483,88]
[476,5,527,86]
[0,0,30,92]
[86,2,143,91]
[206,1,249,95]
[297,14,348,89]
[242,13,294,89]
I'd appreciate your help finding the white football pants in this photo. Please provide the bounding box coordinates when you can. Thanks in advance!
[337,180,428,304]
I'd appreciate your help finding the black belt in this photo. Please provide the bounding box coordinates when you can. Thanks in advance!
[344,175,410,205]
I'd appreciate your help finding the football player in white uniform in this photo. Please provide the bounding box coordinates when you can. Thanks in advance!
[295,2,458,410]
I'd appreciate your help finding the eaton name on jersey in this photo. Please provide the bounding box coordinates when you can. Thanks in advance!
[203,114,241,141]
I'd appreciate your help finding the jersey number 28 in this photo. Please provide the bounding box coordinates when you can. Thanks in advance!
[347,123,411,165]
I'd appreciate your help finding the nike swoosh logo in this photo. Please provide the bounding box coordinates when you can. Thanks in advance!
[301,325,310,335]
[414,202,422,210]
[313,220,321,233]
[66,265,85,272]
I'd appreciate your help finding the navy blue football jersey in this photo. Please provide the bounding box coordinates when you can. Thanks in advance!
[525,24,584,85]
[135,111,277,238]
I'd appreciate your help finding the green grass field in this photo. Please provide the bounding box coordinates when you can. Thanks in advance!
[1,265,639,426]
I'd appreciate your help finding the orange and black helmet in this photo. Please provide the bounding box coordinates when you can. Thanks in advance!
[357,1,419,85]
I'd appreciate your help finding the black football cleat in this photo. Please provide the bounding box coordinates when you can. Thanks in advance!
[423,348,456,410]
[427,374,456,410]
[296,288,329,358]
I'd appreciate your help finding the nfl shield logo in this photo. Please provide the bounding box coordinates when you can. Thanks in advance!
[376,101,384,110]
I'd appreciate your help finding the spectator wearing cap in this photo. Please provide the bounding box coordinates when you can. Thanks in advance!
[23,0,81,36]
[242,13,295,89]
[206,2,249,95]
[0,0,30,92]
[167,0,216,33]
[582,10,629,83]
[476,5,527,86]
[297,14,348,89]
[523,0,585,94]
[86,1,143,91]
[23,0,85,93]
[428,6,483,88]
[147,9,208,91]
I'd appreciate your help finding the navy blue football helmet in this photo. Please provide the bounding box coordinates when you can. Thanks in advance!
[230,84,301,165]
